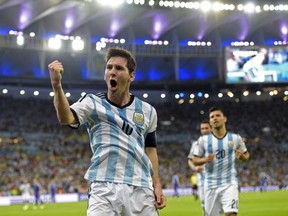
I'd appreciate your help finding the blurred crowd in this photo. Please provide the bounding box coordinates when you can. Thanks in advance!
[0,95,287,196]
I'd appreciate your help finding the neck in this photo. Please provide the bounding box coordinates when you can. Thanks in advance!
[213,126,226,139]
[108,92,131,106]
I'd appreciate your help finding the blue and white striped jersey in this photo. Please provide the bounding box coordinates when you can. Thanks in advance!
[70,92,157,190]
[193,132,247,190]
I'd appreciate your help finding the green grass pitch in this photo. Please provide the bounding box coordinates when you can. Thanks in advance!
[1,190,287,216]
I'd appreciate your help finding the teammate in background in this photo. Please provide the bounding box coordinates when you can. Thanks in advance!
[188,119,212,215]
[48,178,57,203]
[48,47,166,215]
[32,178,44,209]
[172,173,180,198]
[242,48,268,82]
[19,178,31,210]
[193,107,250,216]
[190,172,198,200]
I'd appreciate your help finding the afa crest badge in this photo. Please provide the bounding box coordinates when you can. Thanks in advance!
[228,141,234,148]
[133,112,144,125]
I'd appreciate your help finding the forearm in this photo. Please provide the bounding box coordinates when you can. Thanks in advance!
[192,157,207,166]
[53,85,76,125]
[145,147,161,187]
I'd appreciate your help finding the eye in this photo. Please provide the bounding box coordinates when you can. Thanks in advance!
[116,65,124,71]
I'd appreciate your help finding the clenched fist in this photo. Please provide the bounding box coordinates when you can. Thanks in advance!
[48,60,64,89]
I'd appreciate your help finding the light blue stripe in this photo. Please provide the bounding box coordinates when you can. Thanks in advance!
[135,98,145,148]
[86,94,102,180]
[101,99,119,182]
[120,108,135,185]
[217,139,223,187]
[134,99,149,187]
[207,134,213,189]
[226,132,233,184]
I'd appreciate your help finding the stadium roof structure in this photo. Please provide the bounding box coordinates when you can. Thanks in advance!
[0,0,288,94]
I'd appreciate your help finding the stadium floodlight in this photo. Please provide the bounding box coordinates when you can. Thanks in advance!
[218,93,223,98]
[48,37,62,50]
[17,35,24,46]
[97,0,124,7]
[33,91,39,96]
[243,90,249,96]
[2,89,8,94]
[148,0,155,6]
[72,37,84,51]
[65,92,71,98]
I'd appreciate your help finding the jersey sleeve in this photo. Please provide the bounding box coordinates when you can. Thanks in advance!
[236,134,248,153]
[193,136,205,157]
[69,94,92,127]
[188,141,197,159]
[148,105,157,133]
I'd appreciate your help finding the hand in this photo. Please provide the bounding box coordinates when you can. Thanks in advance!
[48,60,64,89]
[195,166,203,173]
[205,154,215,163]
[235,149,247,161]
[154,186,167,210]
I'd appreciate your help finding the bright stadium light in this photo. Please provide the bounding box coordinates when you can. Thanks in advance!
[48,37,62,50]
[33,91,39,96]
[97,0,124,7]
[65,92,71,98]
[72,37,84,51]
[17,35,24,46]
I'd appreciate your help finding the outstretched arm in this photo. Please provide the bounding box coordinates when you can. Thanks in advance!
[48,60,77,125]
[145,147,167,210]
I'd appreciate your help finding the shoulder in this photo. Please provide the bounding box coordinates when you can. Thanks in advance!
[134,96,156,112]
[77,92,106,102]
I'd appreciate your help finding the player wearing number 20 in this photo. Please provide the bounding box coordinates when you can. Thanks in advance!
[193,107,250,216]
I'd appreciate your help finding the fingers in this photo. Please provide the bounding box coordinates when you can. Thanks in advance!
[154,195,167,210]
[48,60,64,74]
[206,154,215,163]
[235,149,243,159]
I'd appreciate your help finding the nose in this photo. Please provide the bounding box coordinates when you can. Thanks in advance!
[109,67,116,76]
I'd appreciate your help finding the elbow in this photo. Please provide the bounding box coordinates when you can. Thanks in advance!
[57,115,72,125]
[192,159,200,166]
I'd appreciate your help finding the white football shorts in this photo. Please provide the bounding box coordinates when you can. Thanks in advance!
[204,184,239,216]
[87,181,159,216]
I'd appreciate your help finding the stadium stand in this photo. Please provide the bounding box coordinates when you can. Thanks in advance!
[0,95,287,197]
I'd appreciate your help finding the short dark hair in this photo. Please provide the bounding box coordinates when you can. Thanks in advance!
[105,47,136,74]
[209,106,225,116]
[201,119,209,124]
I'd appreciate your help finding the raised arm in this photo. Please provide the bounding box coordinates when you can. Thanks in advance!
[48,60,77,125]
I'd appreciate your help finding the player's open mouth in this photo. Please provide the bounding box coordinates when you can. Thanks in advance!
[110,79,117,88]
